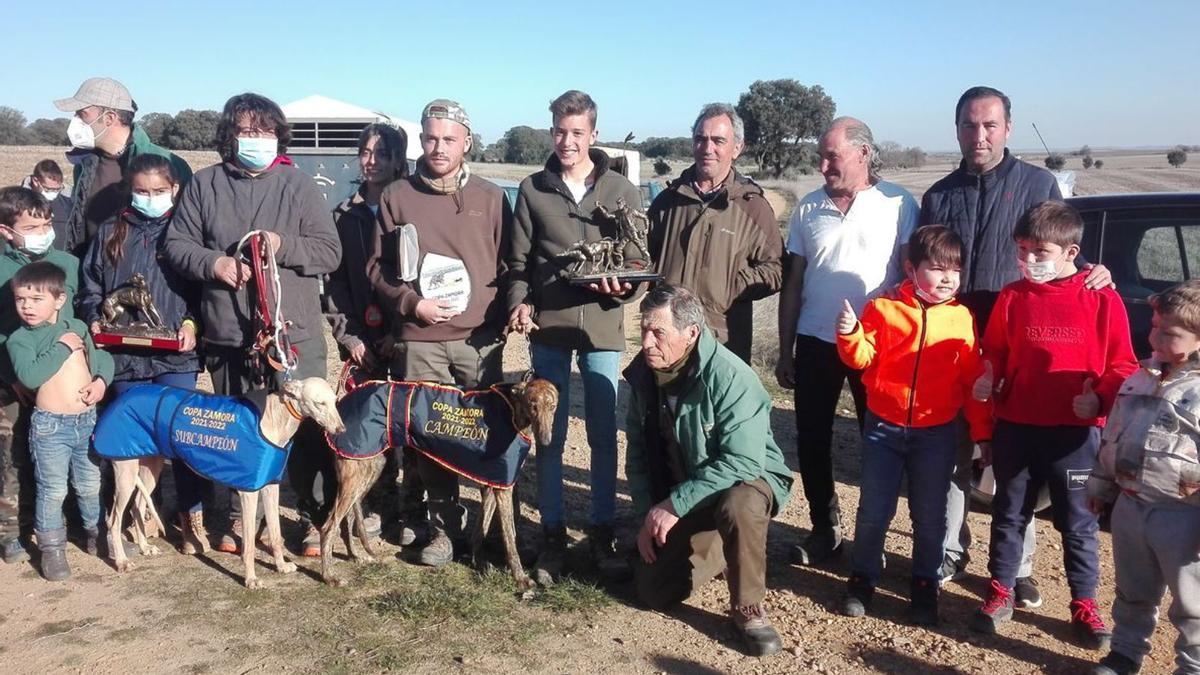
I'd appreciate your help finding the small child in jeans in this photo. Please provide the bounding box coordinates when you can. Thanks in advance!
[1087,280,1200,675]
[971,201,1138,649]
[835,225,991,626]
[6,261,113,581]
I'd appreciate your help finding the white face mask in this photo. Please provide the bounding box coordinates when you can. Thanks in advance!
[67,115,107,150]
[39,190,60,202]
[1018,258,1061,284]
[22,229,55,255]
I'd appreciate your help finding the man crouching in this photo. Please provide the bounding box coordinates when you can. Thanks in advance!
[625,283,792,657]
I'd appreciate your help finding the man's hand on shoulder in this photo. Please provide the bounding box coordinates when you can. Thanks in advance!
[1081,263,1115,290]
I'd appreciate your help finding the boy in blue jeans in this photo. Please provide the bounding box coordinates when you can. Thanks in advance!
[971,201,1138,649]
[7,261,113,580]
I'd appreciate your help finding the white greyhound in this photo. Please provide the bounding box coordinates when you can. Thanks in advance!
[102,377,345,588]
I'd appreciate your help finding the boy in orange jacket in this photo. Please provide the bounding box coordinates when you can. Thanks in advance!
[835,225,991,626]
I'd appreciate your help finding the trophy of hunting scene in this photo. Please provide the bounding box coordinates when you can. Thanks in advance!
[558,197,661,285]
[92,273,181,350]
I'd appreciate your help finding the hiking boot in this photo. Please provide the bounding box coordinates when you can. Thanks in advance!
[938,553,969,585]
[362,512,382,540]
[399,519,433,548]
[839,574,874,617]
[216,519,241,554]
[37,528,70,582]
[178,511,211,555]
[1093,650,1141,675]
[969,579,1014,634]
[416,528,453,567]
[730,603,783,657]
[1070,598,1113,651]
[84,527,138,559]
[1014,576,1042,609]
[301,524,321,558]
[587,524,631,582]
[1,533,28,564]
[906,577,939,627]
[789,527,843,566]
[534,526,567,585]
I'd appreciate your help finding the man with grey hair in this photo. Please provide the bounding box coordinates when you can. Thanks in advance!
[647,103,782,363]
[625,283,792,656]
[776,116,918,566]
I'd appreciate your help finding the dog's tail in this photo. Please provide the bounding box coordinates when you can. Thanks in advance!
[133,473,167,539]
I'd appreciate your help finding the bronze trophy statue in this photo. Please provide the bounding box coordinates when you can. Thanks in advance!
[92,274,181,350]
[559,197,661,286]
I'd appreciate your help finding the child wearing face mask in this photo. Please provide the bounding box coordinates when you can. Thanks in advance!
[1086,280,1200,675]
[832,225,992,627]
[77,154,209,555]
[969,201,1138,649]
[0,187,82,563]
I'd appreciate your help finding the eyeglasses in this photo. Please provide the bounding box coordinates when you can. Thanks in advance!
[236,127,277,139]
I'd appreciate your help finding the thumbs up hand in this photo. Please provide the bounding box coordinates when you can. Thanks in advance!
[1073,377,1101,419]
[836,299,858,335]
[973,361,995,402]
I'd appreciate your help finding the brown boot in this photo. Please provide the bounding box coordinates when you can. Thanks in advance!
[731,603,782,657]
[178,511,210,555]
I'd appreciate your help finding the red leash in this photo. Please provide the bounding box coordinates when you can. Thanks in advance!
[238,231,298,379]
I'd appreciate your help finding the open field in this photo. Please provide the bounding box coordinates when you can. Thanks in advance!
[0,145,1195,673]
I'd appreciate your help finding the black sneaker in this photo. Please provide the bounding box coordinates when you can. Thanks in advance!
[839,574,874,617]
[534,526,567,585]
[790,528,843,566]
[938,553,968,585]
[969,579,1015,634]
[1070,598,1113,652]
[906,577,939,627]
[1093,650,1141,675]
[587,524,630,582]
[1014,576,1043,609]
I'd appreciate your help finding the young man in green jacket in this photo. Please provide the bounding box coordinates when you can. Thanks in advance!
[624,284,792,657]
[506,90,643,583]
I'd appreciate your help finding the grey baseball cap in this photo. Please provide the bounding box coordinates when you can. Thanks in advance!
[54,77,137,113]
[421,99,471,132]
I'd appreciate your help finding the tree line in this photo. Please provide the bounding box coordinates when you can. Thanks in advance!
[1,80,934,177]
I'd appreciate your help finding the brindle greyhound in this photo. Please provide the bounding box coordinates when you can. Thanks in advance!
[320,378,558,588]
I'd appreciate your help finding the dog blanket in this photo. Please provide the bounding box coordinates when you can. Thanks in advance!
[93,384,290,492]
[328,381,531,488]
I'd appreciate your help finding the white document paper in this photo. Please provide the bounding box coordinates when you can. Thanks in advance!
[418,253,471,314]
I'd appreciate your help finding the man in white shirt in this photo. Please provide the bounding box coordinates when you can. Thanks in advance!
[776,117,918,565]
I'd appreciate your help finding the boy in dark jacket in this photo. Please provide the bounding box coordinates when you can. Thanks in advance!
[970,201,1137,650]
[7,262,113,581]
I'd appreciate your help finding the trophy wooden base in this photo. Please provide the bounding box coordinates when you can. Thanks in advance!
[567,271,662,287]
[94,332,182,351]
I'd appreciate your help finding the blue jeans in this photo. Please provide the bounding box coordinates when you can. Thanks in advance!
[531,344,620,529]
[112,373,205,512]
[30,407,100,533]
[851,413,957,584]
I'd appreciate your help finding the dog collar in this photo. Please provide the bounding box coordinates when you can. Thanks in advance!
[284,400,304,421]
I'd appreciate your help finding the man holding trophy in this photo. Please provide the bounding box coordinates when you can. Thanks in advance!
[366,99,513,568]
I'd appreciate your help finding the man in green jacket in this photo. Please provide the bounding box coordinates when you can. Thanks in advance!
[506,90,643,583]
[54,77,192,256]
[625,283,792,657]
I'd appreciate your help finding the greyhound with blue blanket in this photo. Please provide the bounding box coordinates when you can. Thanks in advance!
[322,377,558,588]
[94,377,345,588]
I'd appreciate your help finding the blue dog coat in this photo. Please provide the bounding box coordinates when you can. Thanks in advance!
[94,384,290,492]
[328,381,531,488]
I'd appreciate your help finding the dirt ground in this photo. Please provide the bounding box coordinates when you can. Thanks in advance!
[0,146,1195,673]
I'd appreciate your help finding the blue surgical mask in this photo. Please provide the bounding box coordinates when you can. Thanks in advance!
[131,192,174,219]
[236,137,278,172]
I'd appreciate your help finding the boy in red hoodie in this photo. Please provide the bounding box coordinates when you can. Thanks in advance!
[970,201,1137,649]
[835,225,991,626]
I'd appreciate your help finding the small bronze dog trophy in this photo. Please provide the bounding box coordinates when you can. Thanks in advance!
[93,274,181,350]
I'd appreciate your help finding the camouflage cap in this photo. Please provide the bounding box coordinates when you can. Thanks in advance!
[54,77,137,113]
[421,99,471,132]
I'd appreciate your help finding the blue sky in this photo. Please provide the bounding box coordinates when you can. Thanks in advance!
[5,1,1197,152]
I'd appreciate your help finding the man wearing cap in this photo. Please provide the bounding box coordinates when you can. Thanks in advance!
[54,77,191,256]
[366,99,512,567]
[648,103,782,363]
